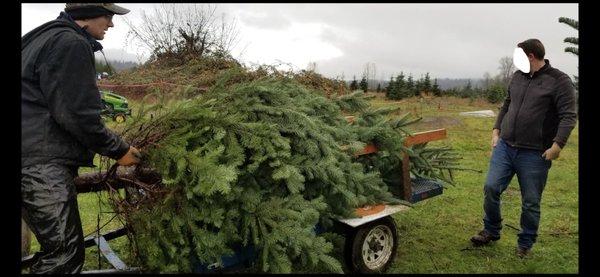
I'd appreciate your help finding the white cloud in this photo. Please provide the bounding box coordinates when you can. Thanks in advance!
[234,22,344,69]
[21,4,63,35]
[237,10,291,30]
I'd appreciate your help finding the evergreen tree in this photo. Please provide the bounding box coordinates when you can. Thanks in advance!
[473,86,484,100]
[385,76,397,99]
[359,76,368,92]
[432,78,441,97]
[485,83,506,104]
[559,16,579,90]
[350,76,358,91]
[385,76,396,100]
[461,80,473,98]
[396,72,406,91]
[406,74,415,97]
[558,17,578,56]
[397,73,412,99]
[95,58,114,76]
[423,73,432,94]
[414,77,423,97]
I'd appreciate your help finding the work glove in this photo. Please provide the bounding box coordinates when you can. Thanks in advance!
[117,146,141,166]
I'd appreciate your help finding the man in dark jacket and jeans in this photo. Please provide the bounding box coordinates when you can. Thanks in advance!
[21,3,140,273]
[470,39,577,258]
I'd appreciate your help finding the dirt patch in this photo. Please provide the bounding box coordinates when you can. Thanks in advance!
[412,116,463,131]
[97,81,209,102]
[98,83,154,100]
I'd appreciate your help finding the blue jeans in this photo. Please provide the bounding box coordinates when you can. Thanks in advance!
[483,138,552,250]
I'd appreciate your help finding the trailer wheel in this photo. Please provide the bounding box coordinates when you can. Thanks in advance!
[114,113,126,123]
[344,216,398,273]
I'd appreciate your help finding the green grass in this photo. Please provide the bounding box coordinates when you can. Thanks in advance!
[23,95,578,273]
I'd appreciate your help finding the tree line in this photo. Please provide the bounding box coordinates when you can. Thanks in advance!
[346,64,509,104]
[95,59,141,75]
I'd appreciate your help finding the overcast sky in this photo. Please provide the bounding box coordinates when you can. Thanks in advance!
[21,3,578,80]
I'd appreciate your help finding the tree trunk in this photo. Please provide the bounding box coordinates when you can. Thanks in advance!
[74,166,162,193]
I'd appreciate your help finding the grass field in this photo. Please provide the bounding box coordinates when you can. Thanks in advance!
[23,95,578,273]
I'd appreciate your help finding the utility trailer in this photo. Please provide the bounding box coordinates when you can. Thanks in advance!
[334,127,448,273]
[21,128,449,274]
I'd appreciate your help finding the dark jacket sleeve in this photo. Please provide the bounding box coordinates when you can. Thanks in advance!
[38,37,130,160]
[551,75,578,148]
[493,84,511,131]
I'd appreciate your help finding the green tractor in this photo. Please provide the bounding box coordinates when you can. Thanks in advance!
[100,89,132,123]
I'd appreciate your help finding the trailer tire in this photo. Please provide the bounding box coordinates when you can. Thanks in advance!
[114,113,126,123]
[344,216,398,273]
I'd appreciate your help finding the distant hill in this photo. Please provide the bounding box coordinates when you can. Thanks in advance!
[95,48,147,63]
[94,48,146,73]
[109,60,142,72]
[95,58,141,73]
[435,78,485,90]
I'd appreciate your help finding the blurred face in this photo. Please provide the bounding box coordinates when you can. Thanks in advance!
[79,14,114,40]
[513,47,530,74]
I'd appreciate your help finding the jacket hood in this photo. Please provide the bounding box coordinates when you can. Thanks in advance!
[22,12,103,52]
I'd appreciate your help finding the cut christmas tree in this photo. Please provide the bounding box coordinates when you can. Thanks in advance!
[89,68,462,273]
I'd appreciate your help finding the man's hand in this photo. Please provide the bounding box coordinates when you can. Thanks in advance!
[117,146,141,166]
[491,129,500,149]
[542,142,562,161]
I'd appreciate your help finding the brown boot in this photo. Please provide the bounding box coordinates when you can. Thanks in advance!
[470,230,500,246]
[516,247,531,258]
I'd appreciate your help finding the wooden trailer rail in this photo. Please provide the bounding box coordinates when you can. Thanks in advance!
[345,116,447,201]
[399,128,447,200]
[356,128,446,200]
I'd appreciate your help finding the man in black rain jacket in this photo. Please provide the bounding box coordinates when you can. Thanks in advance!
[21,3,140,273]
